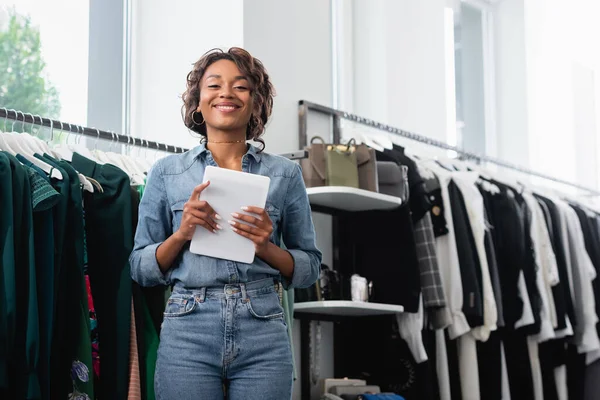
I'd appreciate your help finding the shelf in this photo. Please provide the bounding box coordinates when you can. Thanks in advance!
[294,300,404,319]
[307,186,402,212]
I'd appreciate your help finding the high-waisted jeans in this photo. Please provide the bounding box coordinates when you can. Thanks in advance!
[155,278,293,399]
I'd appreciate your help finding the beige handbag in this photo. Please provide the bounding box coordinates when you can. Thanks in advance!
[356,146,378,192]
[301,136,360,188]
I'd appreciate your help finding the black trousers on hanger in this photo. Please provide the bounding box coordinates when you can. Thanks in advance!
[477,331,502,400]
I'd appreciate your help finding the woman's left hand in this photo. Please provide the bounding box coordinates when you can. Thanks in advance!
[229,206,273,257]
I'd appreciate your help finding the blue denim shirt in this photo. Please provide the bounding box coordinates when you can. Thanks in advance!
[129,143,322,290]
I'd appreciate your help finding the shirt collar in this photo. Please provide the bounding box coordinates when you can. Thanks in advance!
[192,142,262,163]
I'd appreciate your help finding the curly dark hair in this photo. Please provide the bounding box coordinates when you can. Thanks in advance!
[181,47,275,151]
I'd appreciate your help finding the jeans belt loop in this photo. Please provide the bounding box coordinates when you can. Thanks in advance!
[196,287,206,303]
[240,282,249,303]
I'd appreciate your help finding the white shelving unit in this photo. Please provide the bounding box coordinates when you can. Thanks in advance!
[294,300,404,317]
[306,186,402,212]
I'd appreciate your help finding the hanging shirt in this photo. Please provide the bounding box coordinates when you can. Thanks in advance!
[452,172,498,342]
[418,160,470,340]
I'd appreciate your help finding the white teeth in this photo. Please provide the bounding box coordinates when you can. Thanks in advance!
[216,105,236,110]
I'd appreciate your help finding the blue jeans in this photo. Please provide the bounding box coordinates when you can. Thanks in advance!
[155,278,293,399]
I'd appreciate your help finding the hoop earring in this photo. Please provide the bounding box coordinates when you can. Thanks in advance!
[192,111,205,126]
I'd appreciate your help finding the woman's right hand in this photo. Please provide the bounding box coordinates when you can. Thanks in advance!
[175,181,222,241]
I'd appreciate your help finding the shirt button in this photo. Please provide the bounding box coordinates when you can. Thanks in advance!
[226,288,232,295]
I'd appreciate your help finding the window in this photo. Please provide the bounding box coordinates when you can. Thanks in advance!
[0,1,90,133]
[445,0,496,156]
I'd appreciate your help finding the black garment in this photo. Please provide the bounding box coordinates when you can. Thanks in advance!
[535,195,574,331]
[448,180,484,327]
[477,330,502,400]
[570,205,600,337]
[376,145,432,222]
[478,183,524,328]
[335,316,439,400]
[336,204,421,311]
[513,193,542,335]
[502,328,535,400]
[483,214,505,328]
[420,168,449,237]
[567,344,586,400]
[538,339,567,400]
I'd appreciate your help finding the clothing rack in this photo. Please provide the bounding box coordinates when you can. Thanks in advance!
[298,100,600,196]
[0,108,189,154]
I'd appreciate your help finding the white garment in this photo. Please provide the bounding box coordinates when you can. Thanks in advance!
[436,329,452,400]
[418,161,470,339]
[555,365,568,400]
[560,203,600,354]
[515,271,535,329]
[522,193,556,342]
[501,342,511,400]
[527,336,544,400]
[397,295,428,363]
[458,334,480,400]
[452,172,498,342]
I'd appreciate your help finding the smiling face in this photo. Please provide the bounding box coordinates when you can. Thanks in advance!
[197,59,254,138]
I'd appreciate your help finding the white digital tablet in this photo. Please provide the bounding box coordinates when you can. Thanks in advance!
[189,166,271,264]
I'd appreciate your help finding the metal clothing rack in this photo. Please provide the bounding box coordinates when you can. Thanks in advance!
[298,100,600,196]
[0,108,189,154]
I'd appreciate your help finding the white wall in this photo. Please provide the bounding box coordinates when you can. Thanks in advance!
[242,0,333,155]
[494,0,530,169]
[350,0,449,143]
[130,0,244,151]
[522,0,600,190]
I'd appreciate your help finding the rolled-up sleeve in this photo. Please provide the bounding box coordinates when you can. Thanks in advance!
[281,163,322,289]
[129,160,172,286]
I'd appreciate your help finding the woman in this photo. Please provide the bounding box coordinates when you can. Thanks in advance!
[129,47,322,399]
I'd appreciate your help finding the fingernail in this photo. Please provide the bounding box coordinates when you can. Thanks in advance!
[213,229,217,233]
[241,206,249,211]
[215,214,222,220]
[228,220,236,226]
[216,224,223,230]
[231,227,238,232]
[231,212,240,218]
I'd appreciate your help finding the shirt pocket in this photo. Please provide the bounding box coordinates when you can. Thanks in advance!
[170,200,186,233]
[163,294,197,318]
[265,202,281,240]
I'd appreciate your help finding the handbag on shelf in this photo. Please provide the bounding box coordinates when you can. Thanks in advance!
[295,264,352,302]
[357,146,379,192]
[301,136,360,188]
[376,162,409,202]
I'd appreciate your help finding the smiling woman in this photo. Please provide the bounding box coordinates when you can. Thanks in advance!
[181,47,275,152]
[129,46,321,400]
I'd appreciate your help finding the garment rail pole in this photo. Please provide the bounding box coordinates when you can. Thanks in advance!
[298,100,600,196]
[0,108,188,154]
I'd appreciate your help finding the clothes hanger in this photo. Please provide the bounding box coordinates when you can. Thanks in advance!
[90,127,107,164]
[0,108,18,153]
[129,136,150,175]
[11,112,41,154]
[53,122,74,161]
[3,111,63,180]
[105,131,131,173]
[29,115,53,155]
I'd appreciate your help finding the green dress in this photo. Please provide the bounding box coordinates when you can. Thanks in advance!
[72,152,133,400]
